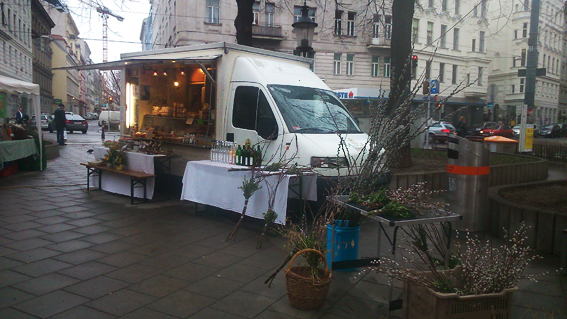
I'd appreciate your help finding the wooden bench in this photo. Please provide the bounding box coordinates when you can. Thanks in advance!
[80,163,156,205]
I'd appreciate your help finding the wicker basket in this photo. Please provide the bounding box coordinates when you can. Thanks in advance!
[285,249,332,310]
[403,268,518,319]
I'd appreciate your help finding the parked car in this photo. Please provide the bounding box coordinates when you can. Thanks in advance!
[478,123,514,138]
[85,112,99,120]
[48,114,88,134]
[427,121,456,143]
[555,123,567,137]
[539,124,561,138]
[30,114,50,130]
[512,124,541,138]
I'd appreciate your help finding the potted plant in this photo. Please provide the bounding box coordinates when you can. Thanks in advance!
[377,222,541,319]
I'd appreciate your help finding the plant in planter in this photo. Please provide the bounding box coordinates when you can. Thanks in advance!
[377,222,542,318]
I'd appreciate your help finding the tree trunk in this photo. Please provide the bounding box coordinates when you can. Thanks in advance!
[388,0,416,168]
[235,0,254,46]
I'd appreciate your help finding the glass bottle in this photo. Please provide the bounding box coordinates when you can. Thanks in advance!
[236,145,242,165]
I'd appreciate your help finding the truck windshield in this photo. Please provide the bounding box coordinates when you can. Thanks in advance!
[268,85,361,134]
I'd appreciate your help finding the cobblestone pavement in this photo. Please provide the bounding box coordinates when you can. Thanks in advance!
[0,139,565,318]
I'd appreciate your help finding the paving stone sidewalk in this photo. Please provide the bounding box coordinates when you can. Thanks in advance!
[0,142,565,318]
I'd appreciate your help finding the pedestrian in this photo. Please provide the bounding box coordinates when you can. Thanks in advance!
[15,108,23,124]
[456,116,467,137]
[54,104,67,145]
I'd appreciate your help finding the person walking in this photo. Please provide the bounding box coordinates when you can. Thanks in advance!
[53,104,67,145]
[456,116,467,138]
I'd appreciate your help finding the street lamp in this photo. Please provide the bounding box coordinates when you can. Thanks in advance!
[292,0,317,57]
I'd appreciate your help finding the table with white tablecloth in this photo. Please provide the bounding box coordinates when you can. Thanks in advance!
[92,146,169,199]
[181,160,317,225]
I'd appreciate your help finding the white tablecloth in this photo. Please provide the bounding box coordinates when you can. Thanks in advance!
[92,147,163,199]
[181,160,317,225]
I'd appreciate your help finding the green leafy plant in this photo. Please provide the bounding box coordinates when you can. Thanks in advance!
[226,175,262,242]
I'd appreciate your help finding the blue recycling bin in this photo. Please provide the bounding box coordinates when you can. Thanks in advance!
[326,220,360,272]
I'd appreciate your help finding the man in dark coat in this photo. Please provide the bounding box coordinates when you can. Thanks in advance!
[53,104,67,145]
[15,108,23,124]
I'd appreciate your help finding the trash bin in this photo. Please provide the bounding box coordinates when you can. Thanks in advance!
[446,136,490,232]
[326,220,360,272]
[483,136,518,154]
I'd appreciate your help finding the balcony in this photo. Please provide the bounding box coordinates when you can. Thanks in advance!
[252,25,283,40]
[463,86,488,98]
[367,35,391,48]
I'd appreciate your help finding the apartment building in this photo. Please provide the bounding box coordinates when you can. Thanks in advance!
[146,0,492,125]
[487,0,566,125]
[0,0,34,118]
[31,0,55,114]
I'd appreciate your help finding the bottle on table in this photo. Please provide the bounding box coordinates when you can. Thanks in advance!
[236,145,242,165]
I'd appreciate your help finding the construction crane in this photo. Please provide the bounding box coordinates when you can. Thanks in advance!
[78,0,124,62]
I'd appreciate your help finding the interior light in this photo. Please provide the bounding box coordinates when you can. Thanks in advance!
[153,71,158,76]
[163,70,168,76]
[180,70,185,75]
[174,81,179,87]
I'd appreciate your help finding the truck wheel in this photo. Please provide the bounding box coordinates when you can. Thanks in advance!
[82,130,87,134]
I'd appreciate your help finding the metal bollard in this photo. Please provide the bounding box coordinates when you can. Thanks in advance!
[101,121,106,140]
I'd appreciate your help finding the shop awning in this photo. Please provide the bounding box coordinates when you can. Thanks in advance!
[52,55,220,71]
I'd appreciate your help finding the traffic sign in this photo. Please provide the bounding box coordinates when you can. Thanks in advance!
[487,103,493,109]
[430,80,439,94]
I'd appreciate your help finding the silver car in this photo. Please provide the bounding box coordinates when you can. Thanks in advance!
[428,121,456,143]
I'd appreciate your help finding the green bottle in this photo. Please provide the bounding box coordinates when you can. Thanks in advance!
[236,145,242,165]
[255,145,262,167]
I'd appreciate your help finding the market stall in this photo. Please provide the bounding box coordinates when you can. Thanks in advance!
[0,75,42,172]
[181,160,317,224]
[91,145,172,199]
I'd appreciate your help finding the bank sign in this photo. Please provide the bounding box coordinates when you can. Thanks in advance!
[335,91,354,99]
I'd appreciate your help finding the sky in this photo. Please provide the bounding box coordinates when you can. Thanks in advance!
[62,0,151,64]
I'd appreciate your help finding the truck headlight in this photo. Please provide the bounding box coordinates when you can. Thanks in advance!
[310,157,349,168]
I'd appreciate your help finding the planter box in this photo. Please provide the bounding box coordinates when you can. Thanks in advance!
[403,270,517,319]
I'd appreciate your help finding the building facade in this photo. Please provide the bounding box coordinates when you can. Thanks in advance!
[0,0,34,118]
[32,0,55,114]
[146,0,495,125]
[487,0,566,125]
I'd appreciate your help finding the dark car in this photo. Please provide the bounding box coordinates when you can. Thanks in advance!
[478,123,514,138]
[555,123,567,137]
[49,114,88,134]
[539,124,561,138]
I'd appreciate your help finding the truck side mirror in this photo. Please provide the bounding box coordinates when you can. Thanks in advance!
[257,116,278,140]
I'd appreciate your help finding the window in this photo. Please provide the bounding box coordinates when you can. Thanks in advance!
[253,2,259,25]
[479,31,485,52]
[454,0,460,15]
[480,0,487,18]
[552,58,555,74]
[426,60,431,79]
[334,53,341,75]
[524,0,530,11]
[473,4,477,17]
[384,57,391,77]
[294,6,315,23]
[478,67,483,86]
[439,63,445,82]
[514,30,518,39]
[441,0,447,11]
[521,49,526,66]
[428,0,434,8]
[472,39,476,52]
[453,28,459,50]
[440,25,447,48]
[511,84,515,94]
[543,54,546,67]
[452,64,458,84]
[426,22,433,45]
[334,10,342,35]
[206,0,220,24]
[520,78,525,93]
[346,54,354,75]
[372,14,380,39]
[466,73,470,85]
[232,86,277,139]
[412,18,419,44]
[266,3,274,27]
[384,16,392,39]
[372,56,379,77]
[522,23,528,38]
[347,12,356,36]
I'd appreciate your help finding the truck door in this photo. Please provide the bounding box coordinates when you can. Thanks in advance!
[228,84,283,162]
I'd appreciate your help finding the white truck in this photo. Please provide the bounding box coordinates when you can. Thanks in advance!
[82,43,374,197]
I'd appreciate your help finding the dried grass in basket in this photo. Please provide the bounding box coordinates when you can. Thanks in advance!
[285,248,332,310]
